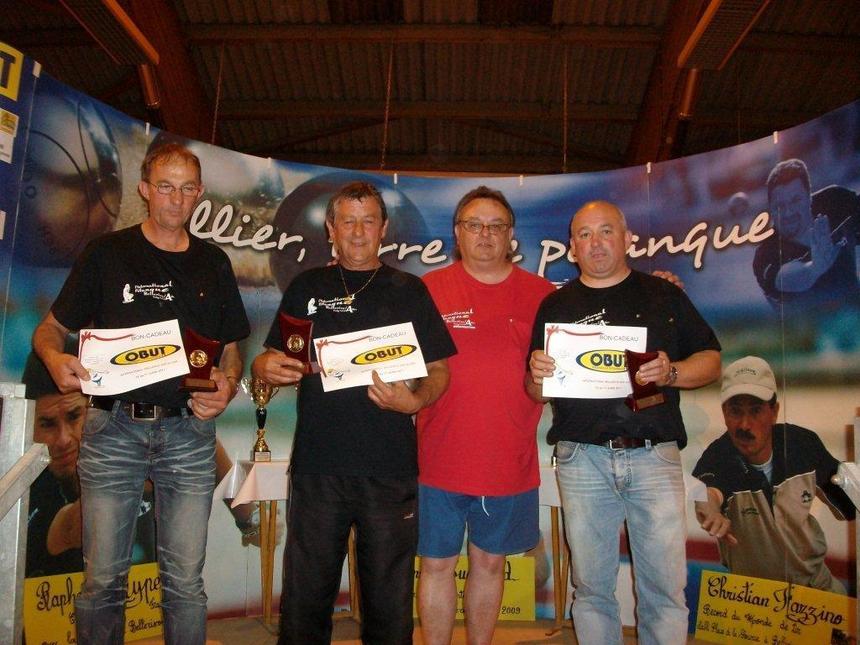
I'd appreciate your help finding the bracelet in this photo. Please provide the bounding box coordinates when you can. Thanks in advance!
[225,375,239,398]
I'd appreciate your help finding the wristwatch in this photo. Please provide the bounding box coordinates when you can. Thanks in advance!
[667,364,678,386]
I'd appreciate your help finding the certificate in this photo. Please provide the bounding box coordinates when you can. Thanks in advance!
[542,323,646,398]
[315,322,428,392]
[78,320,189,396]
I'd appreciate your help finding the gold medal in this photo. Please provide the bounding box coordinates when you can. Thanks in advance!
[287,334,305,353]
[189,349,208,368]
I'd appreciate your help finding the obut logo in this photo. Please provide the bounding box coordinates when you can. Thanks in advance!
[351,344,416,365]
[111,345,180,365]
[576,349,626,373]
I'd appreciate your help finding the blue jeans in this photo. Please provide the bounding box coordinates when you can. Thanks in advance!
[555,441,688,645]
[75,403,216,645]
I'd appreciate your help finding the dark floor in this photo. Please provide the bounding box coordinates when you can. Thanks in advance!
[135,616,710,644]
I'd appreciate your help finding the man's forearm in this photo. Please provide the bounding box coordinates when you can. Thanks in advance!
[694,489,723,525]
[775,260,820,292]
[524,373,549,403]
[702,486,724,512]
[32,312,88,393]
[32,313,69,364]
[413,359,449,410]
[671,349,721,389]
[219,341,243,398]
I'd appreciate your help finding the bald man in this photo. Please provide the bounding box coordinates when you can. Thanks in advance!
[528,201,721,645]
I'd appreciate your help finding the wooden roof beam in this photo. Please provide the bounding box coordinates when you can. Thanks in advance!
[0,28,96,49]
[58,0,158,65]
[740,31,860,57]
[261,152,616,175]
[245,118,389,155]
[669,0,771,156]
[678,0,772,71]
[219,98,806,127]
[127,0,213,142]
[695,108,821,128]
[218,100,638,122]
[458,119,625,166]
[12,25,855,58]
[625,0,708,166]
[187,24,659,48]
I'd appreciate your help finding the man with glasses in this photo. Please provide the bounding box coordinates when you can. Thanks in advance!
[416,186,555,644]
[693,355,854,593]
[32,142,249,644]
[418,190,688,643]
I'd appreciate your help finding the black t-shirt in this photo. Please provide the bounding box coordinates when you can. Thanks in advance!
[693,423,855,520]
[529,270,720,447]
[51,225,250,408]
[265,264,456,478]
[26,471,82,577]
[26,471,157,577]
[753,185,860,307]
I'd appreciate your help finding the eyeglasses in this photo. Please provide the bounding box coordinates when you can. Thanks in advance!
[457,220,511,235]
[147,181,200,197]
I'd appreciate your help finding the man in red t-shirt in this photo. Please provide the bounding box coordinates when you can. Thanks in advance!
[417,189,685,643]
[417,187,554,644]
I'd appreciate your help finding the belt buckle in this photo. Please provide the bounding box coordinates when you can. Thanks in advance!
[607,438,624,450]
[131,403,158,421]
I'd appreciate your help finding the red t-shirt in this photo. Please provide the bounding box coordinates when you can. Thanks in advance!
[418,262,555,495]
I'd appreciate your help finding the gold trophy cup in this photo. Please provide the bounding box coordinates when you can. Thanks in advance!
[241,377,279,462]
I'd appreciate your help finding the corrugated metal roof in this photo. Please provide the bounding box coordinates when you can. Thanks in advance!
[2,0,858,174]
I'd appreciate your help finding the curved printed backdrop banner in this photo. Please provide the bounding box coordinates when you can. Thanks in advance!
[2,51,857,629]
[0,43,38,352]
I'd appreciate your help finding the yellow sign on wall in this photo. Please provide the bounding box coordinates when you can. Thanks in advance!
[24,562,163,643]
[413,555,535,620]
[696,570,856,644]
[0,42,23,101]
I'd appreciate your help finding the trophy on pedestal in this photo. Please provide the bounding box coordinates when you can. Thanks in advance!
[240,377,279,462]
[624,349,666,412]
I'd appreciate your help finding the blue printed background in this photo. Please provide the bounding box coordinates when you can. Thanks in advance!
[2,53,857,623]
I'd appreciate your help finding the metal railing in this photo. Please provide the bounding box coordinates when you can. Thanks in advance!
[0,382,46,645]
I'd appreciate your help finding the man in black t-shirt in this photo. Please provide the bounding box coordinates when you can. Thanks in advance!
[753,158,860,308]
[693,356,854,593]
[253,182,455,644]
[32,143,249,645]
[528,201,721,645]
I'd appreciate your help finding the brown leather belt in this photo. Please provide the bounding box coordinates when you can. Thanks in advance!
[90,397,185,421]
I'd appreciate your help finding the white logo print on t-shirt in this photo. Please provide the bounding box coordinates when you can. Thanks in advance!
[125,281,175,302]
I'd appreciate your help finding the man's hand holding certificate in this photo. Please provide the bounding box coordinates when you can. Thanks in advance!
[314,322,427,392]
[78,320,189,396]
[542,324,646,398]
